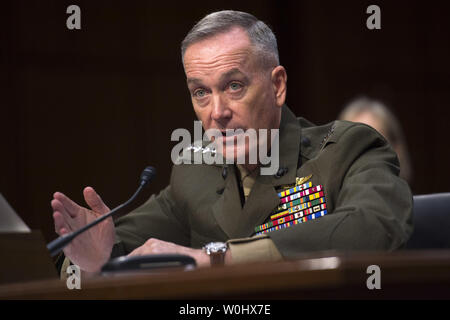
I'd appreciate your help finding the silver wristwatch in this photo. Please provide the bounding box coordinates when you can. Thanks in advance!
[203,242,228,266]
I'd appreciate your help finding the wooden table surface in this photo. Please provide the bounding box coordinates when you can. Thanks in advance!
[1,250,449,299]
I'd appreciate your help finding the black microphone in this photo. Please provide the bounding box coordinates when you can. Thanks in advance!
[47,166,156,257]
[140,166,156,185]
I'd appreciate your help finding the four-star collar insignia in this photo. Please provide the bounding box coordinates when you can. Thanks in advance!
[185,145,216,155]
[319,124,336,150]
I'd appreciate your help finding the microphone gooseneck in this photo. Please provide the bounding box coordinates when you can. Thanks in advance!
[47,166,156,257]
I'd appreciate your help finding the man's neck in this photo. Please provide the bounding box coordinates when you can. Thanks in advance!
[238,163,259,175]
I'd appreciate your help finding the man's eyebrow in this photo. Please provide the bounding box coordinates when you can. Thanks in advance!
[219,68,249,82]
[186,78,202,86]
[186,69,249,87]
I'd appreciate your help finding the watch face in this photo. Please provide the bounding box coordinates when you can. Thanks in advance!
[205,242,227,254]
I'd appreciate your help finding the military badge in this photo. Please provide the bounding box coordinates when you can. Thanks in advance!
[254,175,328,235]
[295,174,312,186]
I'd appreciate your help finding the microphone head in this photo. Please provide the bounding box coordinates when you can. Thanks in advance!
[140,166,156,185]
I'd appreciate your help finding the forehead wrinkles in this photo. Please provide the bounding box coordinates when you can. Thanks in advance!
[184,50,253,76]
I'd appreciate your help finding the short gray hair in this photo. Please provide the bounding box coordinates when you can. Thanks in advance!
[181,10,279,69]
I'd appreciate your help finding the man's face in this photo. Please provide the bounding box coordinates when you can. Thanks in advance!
[183,27,285,162]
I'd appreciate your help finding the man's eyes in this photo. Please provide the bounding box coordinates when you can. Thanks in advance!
[228,82,243,91]
[192,82,244,99]
[193,88,208,98]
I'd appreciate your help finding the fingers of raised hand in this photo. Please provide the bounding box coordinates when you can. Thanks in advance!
[83,187,110,215]
[51,198,74,231]
[53,192,80,217]
[51,198,76,219]
[53,210,72,235]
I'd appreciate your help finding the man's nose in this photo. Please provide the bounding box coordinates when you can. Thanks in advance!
[211,94,231,122]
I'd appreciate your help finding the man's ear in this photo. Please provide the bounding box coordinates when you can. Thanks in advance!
[271,66,287,108]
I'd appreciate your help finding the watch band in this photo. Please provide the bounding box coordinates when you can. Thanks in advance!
[209,251,226,266]
[203,242,227,267]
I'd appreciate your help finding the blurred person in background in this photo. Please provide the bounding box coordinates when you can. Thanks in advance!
[339,97,413,184]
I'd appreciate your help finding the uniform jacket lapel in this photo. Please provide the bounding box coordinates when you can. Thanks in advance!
[212,105,303,239]
[212,165,244,239]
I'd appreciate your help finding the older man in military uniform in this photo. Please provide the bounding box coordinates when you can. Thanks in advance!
[51,10,413,273]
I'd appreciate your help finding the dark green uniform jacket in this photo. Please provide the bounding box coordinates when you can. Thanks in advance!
[112,105,413,259]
